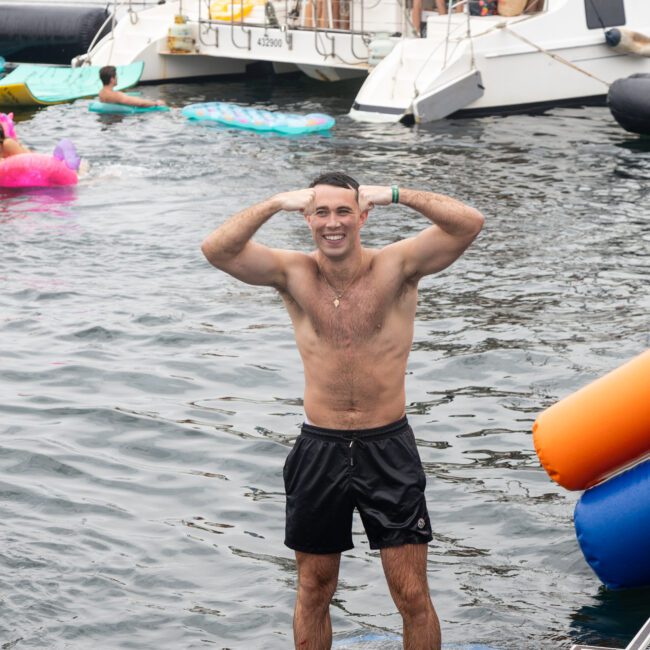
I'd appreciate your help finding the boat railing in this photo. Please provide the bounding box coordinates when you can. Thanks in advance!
[73,0,417,65]
[79,0,557,68]
[435,0,547,68]
[201,0,410,33]
[195,0,547,63]
[197,0,414,59]
[72,0,170,66]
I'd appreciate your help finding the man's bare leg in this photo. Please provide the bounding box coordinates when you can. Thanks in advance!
[381,544,441,650]
[412,0,423,33]
[293,551,341,650]
[303,0,314,27]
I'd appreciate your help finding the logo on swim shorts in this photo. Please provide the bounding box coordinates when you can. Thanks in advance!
[417,518,426,530]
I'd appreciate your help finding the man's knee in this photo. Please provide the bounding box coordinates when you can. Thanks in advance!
[391,580,431,618]
[298,571,338,608]
[296,555,340,609]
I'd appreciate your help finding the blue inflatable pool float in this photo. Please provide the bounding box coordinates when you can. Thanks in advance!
[331,631,499,649]
[88,100,169,114]
[575,457,650,589]
[181,102,335,135]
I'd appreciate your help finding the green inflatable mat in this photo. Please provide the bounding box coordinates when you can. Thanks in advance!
[0,61,144,106]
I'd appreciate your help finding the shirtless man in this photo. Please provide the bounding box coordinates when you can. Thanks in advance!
[201,172,484,650]
[98,66,166,108]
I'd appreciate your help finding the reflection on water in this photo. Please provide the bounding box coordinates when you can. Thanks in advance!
[0,186,77,220]
[570,587,650,647]
[0,75,649,649]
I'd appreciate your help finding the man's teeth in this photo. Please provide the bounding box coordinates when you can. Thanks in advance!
[324,234,344,240]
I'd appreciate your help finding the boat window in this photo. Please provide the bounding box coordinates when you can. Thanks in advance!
[584,0,625,29]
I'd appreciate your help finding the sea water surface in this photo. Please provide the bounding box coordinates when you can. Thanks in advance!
[1,75,649,649]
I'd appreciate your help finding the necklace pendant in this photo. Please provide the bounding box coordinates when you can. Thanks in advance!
[333,298,340,308]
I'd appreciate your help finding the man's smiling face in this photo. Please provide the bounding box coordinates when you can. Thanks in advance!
[305,184,368,259]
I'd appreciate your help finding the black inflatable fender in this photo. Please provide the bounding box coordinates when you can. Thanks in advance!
[0,4,111,62]
[607,73,650,136]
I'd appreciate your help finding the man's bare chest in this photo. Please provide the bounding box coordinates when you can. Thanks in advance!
[290,279,413,345]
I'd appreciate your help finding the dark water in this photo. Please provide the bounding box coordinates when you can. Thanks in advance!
[1,74,649,649]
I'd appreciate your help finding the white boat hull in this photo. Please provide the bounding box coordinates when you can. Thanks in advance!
[352,0,650,122]
[80,0,650,121]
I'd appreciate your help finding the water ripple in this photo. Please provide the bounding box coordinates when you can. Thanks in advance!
[0,79,648,649]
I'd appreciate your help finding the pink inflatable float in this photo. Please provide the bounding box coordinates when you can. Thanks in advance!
[0,111,17,139]
[0,153,78,188]
[0,113,79,188]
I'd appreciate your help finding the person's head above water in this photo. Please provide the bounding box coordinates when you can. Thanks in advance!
[99,65,117,86]
[305,171,368,259]
[309,171,359,200]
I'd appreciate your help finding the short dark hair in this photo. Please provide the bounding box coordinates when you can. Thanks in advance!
[309,171,359,192]
[99,65,117,85]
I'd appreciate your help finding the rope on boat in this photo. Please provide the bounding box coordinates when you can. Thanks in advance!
[497,22,610,87]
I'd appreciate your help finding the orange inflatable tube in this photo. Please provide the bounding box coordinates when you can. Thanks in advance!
[533,350,650,491]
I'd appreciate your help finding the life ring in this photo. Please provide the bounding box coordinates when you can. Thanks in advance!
[0,153,78,188]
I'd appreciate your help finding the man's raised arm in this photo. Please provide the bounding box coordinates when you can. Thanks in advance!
[201,189,315,288]
[358,185,484,280]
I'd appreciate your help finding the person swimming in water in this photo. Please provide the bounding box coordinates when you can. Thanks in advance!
[0,112,83,174]
[201,172,484,649]
[98,66,166,108]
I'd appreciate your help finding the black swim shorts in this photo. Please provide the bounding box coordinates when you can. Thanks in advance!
[283,416,433,554]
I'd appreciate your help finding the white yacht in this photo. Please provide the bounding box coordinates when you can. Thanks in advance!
[75,0,650,122]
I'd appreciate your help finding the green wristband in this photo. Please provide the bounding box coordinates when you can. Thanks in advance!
[391,185,399,204]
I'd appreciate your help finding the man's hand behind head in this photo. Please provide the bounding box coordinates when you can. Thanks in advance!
[274,189,316,215]
[358,185,392,213]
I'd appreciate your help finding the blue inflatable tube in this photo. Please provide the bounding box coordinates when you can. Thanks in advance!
[181,102,335,135]
[88,100,169,114]
[574,458,650,589]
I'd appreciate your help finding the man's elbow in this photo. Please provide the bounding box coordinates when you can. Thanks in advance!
[467,208,485,238]
[201,238,228,269]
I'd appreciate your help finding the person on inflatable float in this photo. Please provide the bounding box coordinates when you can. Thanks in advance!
[0,113,30,158]
[0,112,80,169]
[98,66,166,108]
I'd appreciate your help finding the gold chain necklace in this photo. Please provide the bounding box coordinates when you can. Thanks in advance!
[318,254,365,308]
